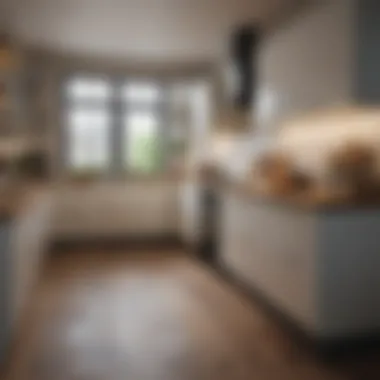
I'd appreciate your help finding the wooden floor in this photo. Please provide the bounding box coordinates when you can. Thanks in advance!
[4,248,380,380]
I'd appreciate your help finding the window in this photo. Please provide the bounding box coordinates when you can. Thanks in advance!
[65,77,112,174]
[67,78,113,101]
[122,82,161,104]
[121,82,162,173]
[68,108,110,170]
[124,112,161,173]
[64,76,164,176]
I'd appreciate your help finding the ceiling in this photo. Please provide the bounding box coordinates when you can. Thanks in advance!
[5,0,295,63]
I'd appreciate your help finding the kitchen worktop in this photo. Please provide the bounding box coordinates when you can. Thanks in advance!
[199,170,380,213]
[0,181,51,222]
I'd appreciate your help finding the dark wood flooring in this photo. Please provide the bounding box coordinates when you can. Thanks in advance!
[4,248,380,380]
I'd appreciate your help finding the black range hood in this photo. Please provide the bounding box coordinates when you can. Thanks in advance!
[229,24,260,111]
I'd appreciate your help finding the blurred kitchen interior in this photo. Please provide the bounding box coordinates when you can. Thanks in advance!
[2,0,380,379]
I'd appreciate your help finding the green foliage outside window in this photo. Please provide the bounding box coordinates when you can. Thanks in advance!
[129,134,162,173]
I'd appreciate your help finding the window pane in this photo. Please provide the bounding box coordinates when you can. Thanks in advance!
[67,109,110,171]
[67,78,112,102]
[121,82,161,103]
[124,112,161,173]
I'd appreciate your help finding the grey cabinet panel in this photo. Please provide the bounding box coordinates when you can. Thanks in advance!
[355,0,380,104]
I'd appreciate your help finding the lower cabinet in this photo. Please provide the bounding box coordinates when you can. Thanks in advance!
[52,183,179,240]
[219,192,380,340]
[180,181,203,246]
[219,194,318,334]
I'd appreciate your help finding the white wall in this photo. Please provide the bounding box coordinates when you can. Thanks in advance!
[8,0,285,62]
[188,82,213,167]
[255,0,355,132]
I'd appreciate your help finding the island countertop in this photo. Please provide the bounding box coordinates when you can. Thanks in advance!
[199,171,380,213]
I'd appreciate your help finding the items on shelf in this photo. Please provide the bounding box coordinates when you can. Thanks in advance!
[254,152,313,197]
[328,142,379,201]
[15,150,49,179]
[243,140,380,205]
[0,33,13,69]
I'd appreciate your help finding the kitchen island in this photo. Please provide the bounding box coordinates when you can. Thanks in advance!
[211,176,380,352]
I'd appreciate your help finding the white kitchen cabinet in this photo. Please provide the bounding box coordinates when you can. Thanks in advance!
[219,191,380,340]
[180,180,203,246]
[52,182,180,240]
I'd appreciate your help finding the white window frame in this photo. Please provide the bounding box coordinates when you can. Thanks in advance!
[61,74,167,178]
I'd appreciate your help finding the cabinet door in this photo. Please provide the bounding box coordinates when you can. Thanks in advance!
[219,194,246,272]
[180,182,203,244]
[219,196,318,331]
[53,184,179,237]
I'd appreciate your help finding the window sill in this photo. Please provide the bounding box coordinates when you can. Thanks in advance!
[61,171,186,186]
